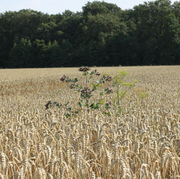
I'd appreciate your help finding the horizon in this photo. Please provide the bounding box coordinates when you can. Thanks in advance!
[0,0,177,14]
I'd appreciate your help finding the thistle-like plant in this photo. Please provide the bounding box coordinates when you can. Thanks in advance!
[47,67,136,117]
[59,67,114,114]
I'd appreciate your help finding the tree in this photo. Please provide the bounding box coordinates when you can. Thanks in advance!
[9,38,33,67]
[132,0,180,64]
[0,0,179,68]
[83,1,121,16]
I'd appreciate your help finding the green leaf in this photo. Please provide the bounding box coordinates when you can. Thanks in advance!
[90,103,99,109]
[100,92,104,96]
[65,113,71,118]
[78,102,82,107]
[105,103,111,109]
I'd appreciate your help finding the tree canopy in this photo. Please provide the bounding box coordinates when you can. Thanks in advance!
[0,0,179,68]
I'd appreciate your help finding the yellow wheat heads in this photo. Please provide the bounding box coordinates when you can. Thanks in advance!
[0,66,179,178]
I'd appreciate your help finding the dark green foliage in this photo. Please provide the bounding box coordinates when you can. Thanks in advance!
[0,0,179,68]
[9,38,33,67]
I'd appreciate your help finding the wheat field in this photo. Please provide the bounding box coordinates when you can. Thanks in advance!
[0,66,179,179]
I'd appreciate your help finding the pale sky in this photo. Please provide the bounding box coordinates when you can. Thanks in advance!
[0,0,177,14]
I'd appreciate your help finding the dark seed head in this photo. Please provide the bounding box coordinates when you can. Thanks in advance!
[45,101,61,109]
[100,75,112,83]
[96,72,101,76]
[70,83,76,89]
[79,67,90,72]
[60,75,68,82]
[80,87,92,99]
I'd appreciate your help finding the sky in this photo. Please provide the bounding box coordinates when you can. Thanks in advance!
[0,0,177,14]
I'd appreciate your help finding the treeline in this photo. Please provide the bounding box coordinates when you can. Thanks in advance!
[0,0,179,68]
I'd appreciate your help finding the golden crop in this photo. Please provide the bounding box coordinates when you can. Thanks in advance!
[0,66,179,178]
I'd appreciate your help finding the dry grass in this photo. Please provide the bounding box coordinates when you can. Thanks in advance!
[0,66,179,178]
